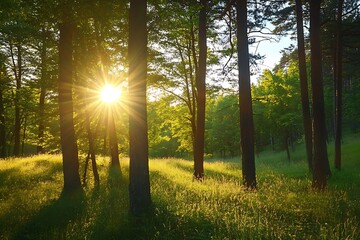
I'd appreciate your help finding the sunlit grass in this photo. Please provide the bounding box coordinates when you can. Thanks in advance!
[0,134,359,239]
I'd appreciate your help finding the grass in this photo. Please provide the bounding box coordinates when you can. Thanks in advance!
[0,134,359,239]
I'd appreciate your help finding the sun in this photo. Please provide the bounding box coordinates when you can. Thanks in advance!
[100,85,121,103]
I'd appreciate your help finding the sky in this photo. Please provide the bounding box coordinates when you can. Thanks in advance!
[249,30,294,83]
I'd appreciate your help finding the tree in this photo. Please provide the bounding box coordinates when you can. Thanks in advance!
[108,106,120,168]
[0,55,7,158]
[58,17,82,193]
[193,0,207,180]
[128,0,151,216]
[310,0,331,190]
[334,0,344,170]
[206,95,240,158]
[37,28,48,154]
[253,65,303,161]
[235,0,256,189]
[294,0,313,172]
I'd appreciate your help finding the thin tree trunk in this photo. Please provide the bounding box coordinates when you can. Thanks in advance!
[37,30,47,154]
[295,0,312,172]
[21,116,27,155]
[285,132,291,162]
[334,0,344,170]
[13,44,22,157]
[194,0,207,180]
[236,0,256,189]
[83,89,100,186]
[0,84,6,158]
[58,21,82,193]
[82,151,90,186]
[128,0,151,216]
[108,108,120,168]
[310,0,330,190]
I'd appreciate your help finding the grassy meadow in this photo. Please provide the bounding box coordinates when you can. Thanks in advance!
[0,134,359,239]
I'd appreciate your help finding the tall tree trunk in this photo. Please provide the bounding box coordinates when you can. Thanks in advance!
[334,0,344,170]
[128,0,151,216]
[0,84,6,158]
[13,44,22,156]
[58,21,82,193]
[295,0,313,173]
[194,0,207,180]
[108,108,120,168]
[37,30,47,154]
[82,89,100,186]
[310,0,330,190]
[235,0,256,189]
[85,91,100,186]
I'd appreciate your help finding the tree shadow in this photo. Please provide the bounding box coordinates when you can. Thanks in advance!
[12,190,86,240]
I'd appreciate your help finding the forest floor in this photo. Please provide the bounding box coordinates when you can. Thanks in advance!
[0,133,359,239]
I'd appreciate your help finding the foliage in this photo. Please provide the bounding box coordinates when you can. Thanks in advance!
[206,94,240,158]
[253,60,303,157]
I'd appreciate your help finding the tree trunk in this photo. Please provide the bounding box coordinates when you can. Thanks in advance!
[83,89,100,186]
[58,22,82,193]
[128,0,151,216]
[285,132,291,162]
[21,116,27,155]
[193,0,207,180]
[37,30,47,154]
[0,84,6,158]
[310,0,330,190]
[108,108,120,168]
[334,0,344,170]
[13,44,22,157]
[236,0,256,189]
[295,0,313,173]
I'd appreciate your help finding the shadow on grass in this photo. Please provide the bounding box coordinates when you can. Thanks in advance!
[4,161,217,239]
[12,190,86,240]
[90,168,217,240]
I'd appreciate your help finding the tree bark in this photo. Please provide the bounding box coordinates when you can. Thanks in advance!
[236,0,256,189]
[58,22,82,193]
[128,0,151,216]
[21,116,27,155]
[37,30,47,154]
[13,44,22,157]
[0,83,6,158]
[310,0,330,190]
[83,89,100,186]
[294,0,313,173]
[108,108,120,168]
[193,0,207,180]
[334,0,344,170]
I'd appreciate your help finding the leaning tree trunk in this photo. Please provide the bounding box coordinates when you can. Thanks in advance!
[194,0,207,180]
[128,0,151,216]
[310,0,331,190]
[334,0,344,170]
[295,0,313,173]
[58,21,82,193]
[236,0,257,189]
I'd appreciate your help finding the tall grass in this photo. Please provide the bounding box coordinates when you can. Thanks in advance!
[0,134,359,239]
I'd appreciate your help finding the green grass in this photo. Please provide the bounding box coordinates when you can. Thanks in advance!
[0,134,359,239]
